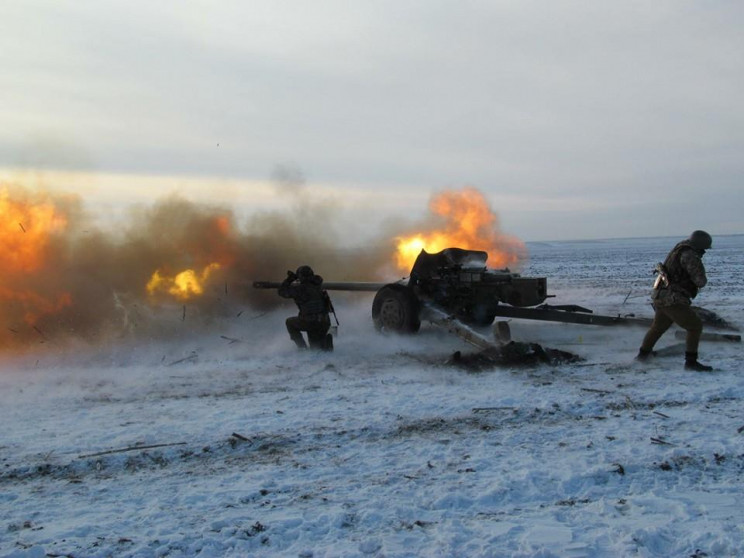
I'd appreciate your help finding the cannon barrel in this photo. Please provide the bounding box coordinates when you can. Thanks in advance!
[253,281,389,292]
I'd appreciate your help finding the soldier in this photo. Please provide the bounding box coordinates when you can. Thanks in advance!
[278,265,333,351]
[637,230,713,371]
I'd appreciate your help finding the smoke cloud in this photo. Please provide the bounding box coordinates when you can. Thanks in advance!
[0,178,393,352]
[1,177,526,353]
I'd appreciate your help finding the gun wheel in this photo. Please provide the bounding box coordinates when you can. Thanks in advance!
[372,285,421,333]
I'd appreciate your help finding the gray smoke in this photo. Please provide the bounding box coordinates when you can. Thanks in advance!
[1,180,393,351]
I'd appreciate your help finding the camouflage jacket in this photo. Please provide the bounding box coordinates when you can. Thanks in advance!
[278,274,329,317]
[653,240,708,307]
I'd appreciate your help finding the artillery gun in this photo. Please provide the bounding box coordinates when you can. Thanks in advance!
[253,247,740,347]
[254,248,546,335]
[256,248,629,334]
[369,247,546,333]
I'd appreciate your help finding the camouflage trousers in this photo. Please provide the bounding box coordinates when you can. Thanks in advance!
[286,314,330,350]
[640,303,703,353]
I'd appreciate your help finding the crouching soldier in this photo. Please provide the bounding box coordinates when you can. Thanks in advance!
[637,230,713,371]
[278,265,333,351]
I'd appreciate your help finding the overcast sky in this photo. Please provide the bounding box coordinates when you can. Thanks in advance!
[1,1,742,241]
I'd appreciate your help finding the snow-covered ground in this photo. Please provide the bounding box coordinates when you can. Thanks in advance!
[2,236,743,558]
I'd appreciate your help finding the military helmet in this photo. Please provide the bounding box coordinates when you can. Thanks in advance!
[689,230,712,251]
[296,265,314,281]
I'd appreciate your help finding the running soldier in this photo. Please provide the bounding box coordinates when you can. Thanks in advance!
[637,230,713,371]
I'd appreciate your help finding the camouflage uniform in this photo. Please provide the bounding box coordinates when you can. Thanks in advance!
[638,232,712,370]
[278,266,332,351]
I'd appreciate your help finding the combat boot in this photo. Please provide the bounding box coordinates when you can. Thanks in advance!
[322,333,334,352]
[290,334,307,350]
[684,352,713,372]
[635,348,655,362]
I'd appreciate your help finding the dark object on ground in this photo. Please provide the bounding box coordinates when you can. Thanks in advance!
[447,341,583,371]
[674,331,741,343]
[692,306,740,331]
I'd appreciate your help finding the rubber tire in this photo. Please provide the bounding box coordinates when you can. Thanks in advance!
[372,285,421,333]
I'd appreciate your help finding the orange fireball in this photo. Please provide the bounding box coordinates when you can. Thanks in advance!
[395,187,525,272]
[146,263,222,302]
[0,187,73,326]
[1,187,67,272]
